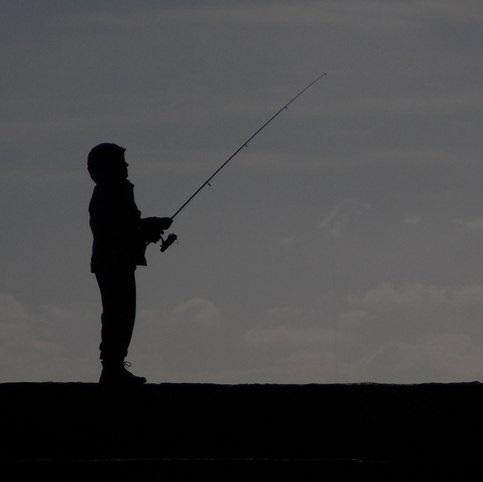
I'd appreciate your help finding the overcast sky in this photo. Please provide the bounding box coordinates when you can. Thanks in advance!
[2,1,483,383]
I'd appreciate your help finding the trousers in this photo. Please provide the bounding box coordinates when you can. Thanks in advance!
[95,268,136,364]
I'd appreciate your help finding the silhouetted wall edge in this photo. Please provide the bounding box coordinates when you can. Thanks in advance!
[2,382,483,479]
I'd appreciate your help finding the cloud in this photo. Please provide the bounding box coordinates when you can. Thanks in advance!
[453,285,483,303]
[350,282,448,306]
[0,293,28,321]
[169,298,221,326]
[403,215,422,225]
[359,334,483,383]
[241,318,339,383]
[319,199,371,236]
[0,293,98,382]
[133,283,483,383]
[281,234,297,246]
[464,217,483,230]
[349,282,483,306]
[245,324,334,347]
[141,297,221,327]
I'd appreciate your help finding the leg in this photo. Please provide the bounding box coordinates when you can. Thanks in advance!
[95,268,136,364]
[95,269,145,385]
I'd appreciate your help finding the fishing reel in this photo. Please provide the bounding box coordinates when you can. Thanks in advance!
[160,233,178,252]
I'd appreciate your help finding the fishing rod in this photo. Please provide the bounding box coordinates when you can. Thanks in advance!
[160,73,327,252]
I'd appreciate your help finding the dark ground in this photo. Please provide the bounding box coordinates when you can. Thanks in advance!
[2,382,483,480]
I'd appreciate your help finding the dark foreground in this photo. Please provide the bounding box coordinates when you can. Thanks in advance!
[2,382,483,480]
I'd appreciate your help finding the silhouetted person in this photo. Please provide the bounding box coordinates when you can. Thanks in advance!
[88,143,172,385]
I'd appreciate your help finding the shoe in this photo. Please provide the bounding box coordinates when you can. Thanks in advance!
[99,361,147,386]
